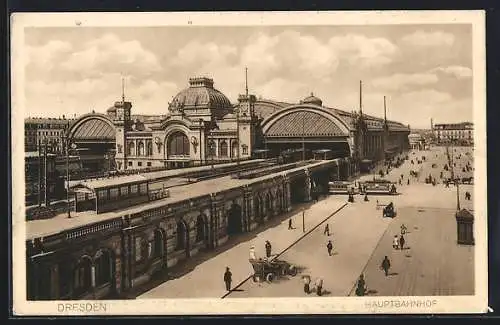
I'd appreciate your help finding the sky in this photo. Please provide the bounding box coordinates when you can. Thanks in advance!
[24,24,473,128]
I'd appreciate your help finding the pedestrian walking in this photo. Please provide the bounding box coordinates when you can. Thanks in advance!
[249,245,256,261]
[380,256,391,276]
[364,193,369,201]
[303,275,311,294]
[288,218,293,230]
[327,240,333,256]
[407,179,410,185]
[393,235,399,250]
[400,224,407,235]
[355,274,366,296]
[315,277,324,296]
[399,178,402,186]
[224,267,232,291]
[399,234,405,250]
[265,240,272,258]
[324,224,330,236]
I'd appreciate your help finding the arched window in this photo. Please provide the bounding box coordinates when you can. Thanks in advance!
[153,229,163,259]
[73,256,92,296]
[94,250,111,287]
[219,140,228,157]
[231,141,238,158]
[207,140,216,157]
[147,141,153,156]
[137,141,145,156]
[196,216,205,242]
[176,221,186,250]
[168,132,190,156]
[128,142,135,156]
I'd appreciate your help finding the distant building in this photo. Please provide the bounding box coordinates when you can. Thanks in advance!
[433,122,473,145]
[24,117,76,152]
[408,133,425,150]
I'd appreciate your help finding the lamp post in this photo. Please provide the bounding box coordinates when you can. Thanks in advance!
[302,111,306,161]
[65,136,78,218]
[65,135,71,218]
[236,108,240,167]
[302,209,305,233]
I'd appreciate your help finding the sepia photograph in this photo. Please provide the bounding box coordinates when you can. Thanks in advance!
[11,11,487,315]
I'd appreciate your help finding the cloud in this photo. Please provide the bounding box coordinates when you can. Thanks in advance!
[26,40,73,71]
[431,65,472,79]
[241,31,341,82]
[384,90,468,128]
[401,30,455,48]
[253,78,310,103]
[59,33,161,76]
[371,72,439,91]
[328,34,399,68]
[173,41,238,67]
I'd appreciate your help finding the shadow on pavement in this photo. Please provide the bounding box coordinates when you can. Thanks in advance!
[126,199,327,298]
[389,272,399,276]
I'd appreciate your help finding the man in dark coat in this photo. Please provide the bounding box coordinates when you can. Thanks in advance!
[324,223,330,236]
[288,218,293,230]
[224,267,232,291]
[407,179,410,185]
[355,274,366,296]
[399,234,405,250]
[381,256,391,276]
[327,240,333,256]
[265,241,272,258]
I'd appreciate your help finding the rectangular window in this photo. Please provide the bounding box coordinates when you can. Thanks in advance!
[135,237,142,262]
[138,162,143,167]
[242,145,248,155]
[147,162,152,167]
[139,183,148,194]
[109,188,119,199]
[120,186,129,196]
[97,189,108,201]
[130,184,138,194]
[128,161,133,167]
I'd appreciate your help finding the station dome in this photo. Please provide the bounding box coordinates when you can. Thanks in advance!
[168,77,233,119]
[301,92,323,106]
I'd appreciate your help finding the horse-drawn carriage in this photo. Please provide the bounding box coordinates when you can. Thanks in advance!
[250,258,297,282]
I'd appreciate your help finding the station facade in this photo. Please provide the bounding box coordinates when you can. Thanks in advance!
[67,77,410,173]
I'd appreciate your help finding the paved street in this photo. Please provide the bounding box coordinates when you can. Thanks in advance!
[138,195,347,298]
[139,146,475,299]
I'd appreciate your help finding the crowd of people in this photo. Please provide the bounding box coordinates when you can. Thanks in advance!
[224,146,473,297]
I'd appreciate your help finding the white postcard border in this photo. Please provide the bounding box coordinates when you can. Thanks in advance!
[11,10,488,315]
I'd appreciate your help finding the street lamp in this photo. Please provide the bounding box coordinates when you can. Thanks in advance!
[302,209,306,233]
[302,110,306,161]
[65,136,77,218]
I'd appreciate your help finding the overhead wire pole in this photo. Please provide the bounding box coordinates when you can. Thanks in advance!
[37,140,41,207]
[43,136,48,206]
[66,134,71,218]
[302,109,305,161]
